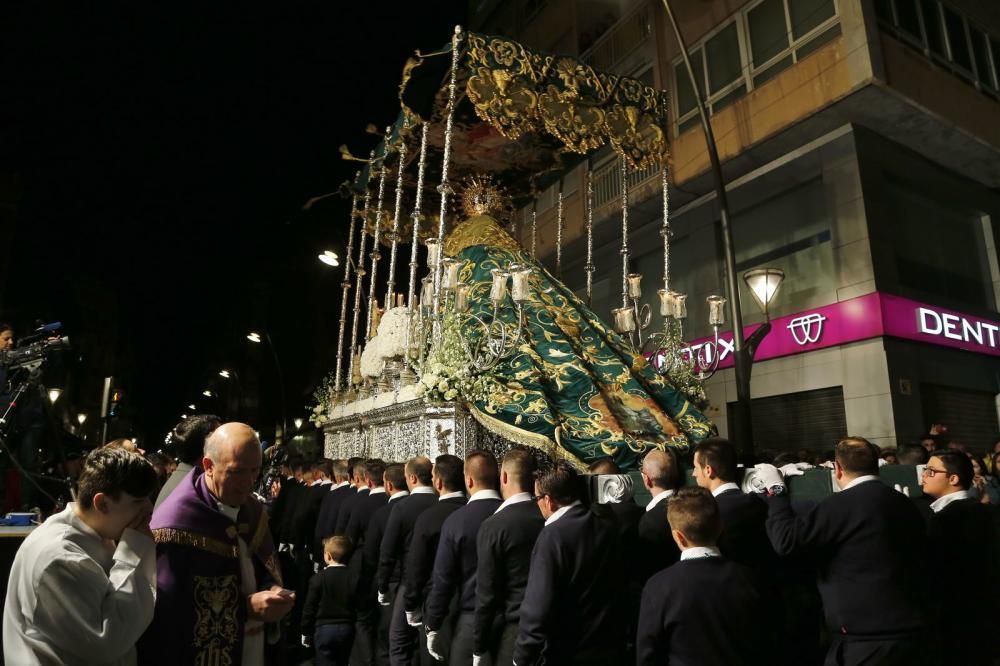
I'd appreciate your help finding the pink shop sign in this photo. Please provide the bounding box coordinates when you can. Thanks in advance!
[683,292,1000,369]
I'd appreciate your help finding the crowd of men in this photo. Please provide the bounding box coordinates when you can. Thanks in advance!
[3,416,999,666]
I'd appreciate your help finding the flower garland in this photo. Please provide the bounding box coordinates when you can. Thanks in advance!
[656,321,708,408]
[308,370,336,426]
[415,312,510,407]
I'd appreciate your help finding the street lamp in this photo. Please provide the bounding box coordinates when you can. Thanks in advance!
[202,389,213,397]
[318,250,340,267]
[246,330,288,445]
[77,413,87,425]
[187,403,196,410]
[219,369,231,379]
[293,418,303,430]
[47,388,62,404]
[744,269,785,319]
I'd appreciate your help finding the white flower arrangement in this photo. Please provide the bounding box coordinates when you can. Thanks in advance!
[416,313,509,407]
[308,370,336,425]
[359,336,387,379]
[375,306,411,358]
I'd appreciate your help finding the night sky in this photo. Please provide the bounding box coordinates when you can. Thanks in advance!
[0,2,468,444]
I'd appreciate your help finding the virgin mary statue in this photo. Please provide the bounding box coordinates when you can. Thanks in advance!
[426,177,716,471]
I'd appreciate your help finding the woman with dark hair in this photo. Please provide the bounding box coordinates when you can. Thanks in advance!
[967,453,999,505]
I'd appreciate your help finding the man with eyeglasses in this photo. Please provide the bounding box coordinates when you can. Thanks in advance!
[754,436,928,666]
[921,449,998,666]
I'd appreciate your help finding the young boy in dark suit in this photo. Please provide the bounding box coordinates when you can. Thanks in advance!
[302,536,359,666]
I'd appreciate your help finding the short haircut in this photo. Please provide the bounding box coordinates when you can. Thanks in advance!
[103,438,139,453]
[316,458,333,478]
[667,487,721,547]
[384,463,406,490]
[588,457,621,474]
[172,414,222,465]
[641,448,680,491]
[332,458,349,480]
[347,456,365,480]
[835,437,879,476]
[406,456,433,486]
[931,450,973,489]
[465,450,499,487]
[536,462,582,505]
[0,323,11,335]
[77,447,159,510]
[323,535,352,562]
[501,449,537,492]
[365,459,387,486]
[693,438,738,482]
[433,454,465,493]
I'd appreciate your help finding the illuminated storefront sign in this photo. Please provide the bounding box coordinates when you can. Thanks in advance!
[684,292,1000,369]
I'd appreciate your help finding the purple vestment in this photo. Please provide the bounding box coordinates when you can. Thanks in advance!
[137,468,282,666]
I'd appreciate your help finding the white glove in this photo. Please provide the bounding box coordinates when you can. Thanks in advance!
[819,460,835,469]
[406,610,423,627]
[778,463,807,477]
[893,483,911,497]
[301,634,311,648]
[313,562,320,574]
[742,463,786,495]
[473,654,483,666]
[878,458,889,467]
[378,591,390,606]
[427,629,444,661]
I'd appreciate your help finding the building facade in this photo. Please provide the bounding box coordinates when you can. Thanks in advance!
[469,0,1000,451]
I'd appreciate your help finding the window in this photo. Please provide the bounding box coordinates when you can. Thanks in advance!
[706,23,742,94]
[876,0,1000,95]
[789,0,835,39]
[748,0,786,64]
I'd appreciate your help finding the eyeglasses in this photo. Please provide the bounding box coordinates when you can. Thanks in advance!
[922,467,951,477]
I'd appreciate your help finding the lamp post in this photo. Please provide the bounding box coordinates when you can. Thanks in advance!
[247,331,288,446]
[659,0,779,460]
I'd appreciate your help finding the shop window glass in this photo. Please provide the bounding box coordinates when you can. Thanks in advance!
[748,0,788,65]
[789,0,835,39]
[705,23,742,94]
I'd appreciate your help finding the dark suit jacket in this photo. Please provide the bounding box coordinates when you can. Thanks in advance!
[377,490,438,595]
[335,486,370,536]
[636,495,681,583]
[345,488,388,547]
[636,556,765,666]
[715,487,779,575]
[293,482,331,551]
[513,504,624,666]
[403,494,467,612]
[425,495,503,630]
[314,484,353,560]
[363,494,406,593]
[766,478,927,637]
[277,478,306,546]
[473,499,545,656]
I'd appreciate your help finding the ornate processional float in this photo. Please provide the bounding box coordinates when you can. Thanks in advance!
[312,27,730,471]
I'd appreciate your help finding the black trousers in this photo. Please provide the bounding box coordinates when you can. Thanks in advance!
[491,622,517,666]
[824,635,927,666]
[448,612,476,666]
[315,622,355,666]
[388,584,417,666]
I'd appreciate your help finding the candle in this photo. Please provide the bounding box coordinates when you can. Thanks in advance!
[425,238,441,268]
[657,289,674,317]
[672,293,687,320]
[707,295,727,326]
[612,306,636,333]
[626,273,643,299]
[420,276,434,307]
[510,267,531,303]
[441,258,461,290]
[490,269,509,304]
[454,284,471,312]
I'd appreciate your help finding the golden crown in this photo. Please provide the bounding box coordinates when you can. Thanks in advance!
[460,175,509,218]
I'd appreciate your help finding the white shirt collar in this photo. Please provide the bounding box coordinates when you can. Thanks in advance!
[410,486,436,495]
[545,500,582,526]
[310,479,323,486]
[356,485,368,493]
[711,482,739,497]
[369,487,386,495]
[388,490,409,502]
[842,475,879,491]
[331,480,350,490]
[326,562,346,568]
[319,479,332,486]
[469,489,502,502]
[930,489,970,513]
[680,546,721,561]
[439,491,465,501]
[646,488,675,511]
[495,492,532,513]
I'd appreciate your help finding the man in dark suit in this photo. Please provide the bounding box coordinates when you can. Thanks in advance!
[315,459,352,561]
[425,451,502,665]
[348,459,388,666]
[336,456,370,536]
[921,449,998,665]
[761,437,929,666]
[636,448,682,582]
[587,457,643,540]
[402,455,467,666]
[636,486,766,665]
[513,463,624,666]
[379,456,437,666]
[472,449,544,666]
[364,463,410,666]
[296,459,334,560]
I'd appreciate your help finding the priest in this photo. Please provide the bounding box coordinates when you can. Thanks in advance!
[138,422,292,666]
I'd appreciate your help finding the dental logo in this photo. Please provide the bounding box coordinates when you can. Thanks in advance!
[787,313,826,345]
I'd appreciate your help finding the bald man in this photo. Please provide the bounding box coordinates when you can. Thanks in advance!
[636,449,682,582]
[424,451,503,664]
[139,423,292,666]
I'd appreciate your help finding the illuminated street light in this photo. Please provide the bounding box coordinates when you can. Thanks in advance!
[293,418,303,430]
[202,389,212,397]
[47,388,62,404]
[318,250,339,267]
[247,332,262,343]
[77,413,87,425]
[219,370,231,379]
[188,404,196,410]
